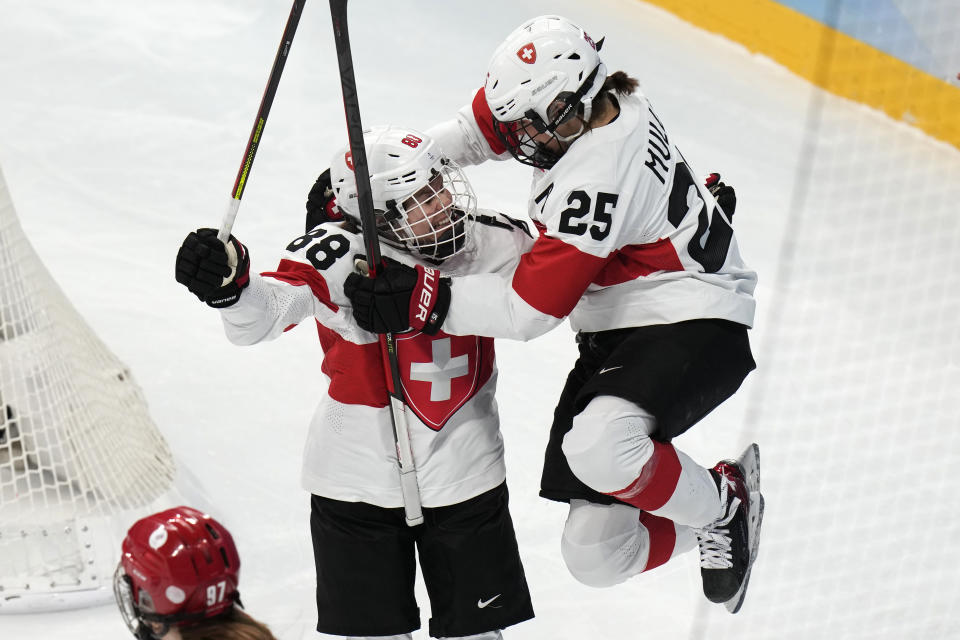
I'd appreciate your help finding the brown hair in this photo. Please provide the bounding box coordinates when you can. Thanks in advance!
[583,71,640,131]
[179,608,277,640]
[600,71,639,97]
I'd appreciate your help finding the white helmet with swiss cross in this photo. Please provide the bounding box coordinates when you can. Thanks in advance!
[484,15,607,168]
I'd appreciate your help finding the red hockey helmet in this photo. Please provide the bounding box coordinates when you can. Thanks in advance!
[114,506,241,639]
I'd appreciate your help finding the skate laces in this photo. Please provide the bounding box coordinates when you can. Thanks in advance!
[696,475,741,570]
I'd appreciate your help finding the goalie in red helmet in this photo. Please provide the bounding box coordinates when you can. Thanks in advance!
[113,506,276,640]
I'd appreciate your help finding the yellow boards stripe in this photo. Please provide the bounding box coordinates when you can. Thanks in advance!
[641,0,960,150]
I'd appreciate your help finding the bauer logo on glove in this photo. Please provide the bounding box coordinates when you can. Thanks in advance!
[343,261,451,336]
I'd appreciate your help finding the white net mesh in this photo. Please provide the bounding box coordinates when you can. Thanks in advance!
[0,164,176,610]
[689,6,960,638]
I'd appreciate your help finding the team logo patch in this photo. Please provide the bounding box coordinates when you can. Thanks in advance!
[148,525,167,550]
[517,43,537,64]
[344,150,354,170]
[395,332,494,430]
[165,586,186,605]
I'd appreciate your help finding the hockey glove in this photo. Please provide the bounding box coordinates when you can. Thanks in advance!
[343,261,450,335]
[305,168,343,232]
[705,172,736,220]
[175,228,250,308]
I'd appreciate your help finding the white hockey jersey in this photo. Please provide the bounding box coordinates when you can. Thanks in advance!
[218,211,534,508]
[428,89,757,340]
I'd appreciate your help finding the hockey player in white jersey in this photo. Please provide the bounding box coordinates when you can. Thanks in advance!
[175,126,534,638]
[343,16,764,613]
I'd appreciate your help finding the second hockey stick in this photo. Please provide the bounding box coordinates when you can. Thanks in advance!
[217,0,306,242]
[329,0,424,526]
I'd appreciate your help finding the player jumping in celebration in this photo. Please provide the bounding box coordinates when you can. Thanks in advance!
[114,506,277,640]
[342,16,764,613]
[175,126,535,639]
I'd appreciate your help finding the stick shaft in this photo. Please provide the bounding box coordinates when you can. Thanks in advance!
[218,0,306,242]
[329,0,423,526]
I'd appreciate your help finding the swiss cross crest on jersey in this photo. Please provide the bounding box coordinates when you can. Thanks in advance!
[395,331,494,431]
[517,43,537,64]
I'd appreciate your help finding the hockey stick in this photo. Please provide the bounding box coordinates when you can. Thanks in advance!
[329,0,424,526]
[217,0,306,242]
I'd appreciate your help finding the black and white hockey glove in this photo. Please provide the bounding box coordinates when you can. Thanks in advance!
[305,168,343,232]
[175,228,250,308]
[705,172,736,219]
[343,261,450,335]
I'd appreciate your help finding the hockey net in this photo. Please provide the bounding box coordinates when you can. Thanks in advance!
[0,164,179,612]
[689,6,960,639]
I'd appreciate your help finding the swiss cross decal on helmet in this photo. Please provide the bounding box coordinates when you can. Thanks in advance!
[344,150,354,170]
[516,43,537,64]
[485,15,608,169]
[329,125,478,262]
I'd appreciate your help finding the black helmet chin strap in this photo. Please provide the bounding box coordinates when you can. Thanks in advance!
[496,62,602,169]
[525,63,602,136]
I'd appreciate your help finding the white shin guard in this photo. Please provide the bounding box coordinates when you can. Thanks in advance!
[561,500,699,588]
[562,396,658,493]
[563,395,723,528]
[648,449,723,527]
[561,500,653,588]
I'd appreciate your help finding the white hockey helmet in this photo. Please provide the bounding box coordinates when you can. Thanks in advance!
[329,126,477,262]
[484,15,607,168]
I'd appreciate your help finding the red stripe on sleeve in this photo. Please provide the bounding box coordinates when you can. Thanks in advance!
[605,440,682,511]
[638,512,678,572]
[471,88,507,156]
[593,238,684,285]
[511,235,608,318]
[261,259,338,313]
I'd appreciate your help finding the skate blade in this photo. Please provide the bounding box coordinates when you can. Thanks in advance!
[719,443,760,493]
[724,491,765,613]
[737,443,760,494]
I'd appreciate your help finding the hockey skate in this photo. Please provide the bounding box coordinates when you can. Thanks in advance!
[695,443,764,614]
